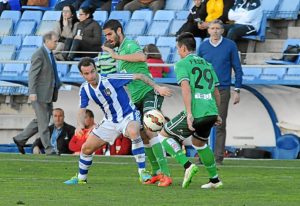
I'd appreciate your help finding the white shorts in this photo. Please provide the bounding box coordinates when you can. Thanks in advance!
[92,111,140,145]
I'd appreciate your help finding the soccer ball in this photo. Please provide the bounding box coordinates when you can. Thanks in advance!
[143,109,165,132]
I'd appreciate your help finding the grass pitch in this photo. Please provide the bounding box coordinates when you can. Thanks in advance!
[0,153,299,206]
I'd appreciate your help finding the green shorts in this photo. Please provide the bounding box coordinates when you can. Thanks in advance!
[164,111,217,142]
[134,90,164,123]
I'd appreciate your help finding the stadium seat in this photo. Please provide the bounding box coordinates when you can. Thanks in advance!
[1,63,24,77]
[0,10,21,26]
[260,67,287,80]
[22,0,58,11]
[261,0,280,19]
[273,0,300,20]
[42,11,61,21]
[164,0,189,10]
[186,0,195,10]
[36,21,57,36]
[1,36,22,49]
[108,11,131,27]
[22,36,43,48]
[168,19,185,36]
[135,36,156,47]
[195,37,202,53]
[153,10,175,22]
[242,12,267,42]
[157,46,172,63]
[68,64,82,78]
[93,11,108,25]
[0,19,13,36]
[0,45,16,60]
[124,20,147,37]
[17,47,37,61]
[156,36,176,50]
[242,67,263,81]
[265,39,300,65]
[146,20,171,36]
[22,64,31,77]
[131,10,153,29]
[21,10,43,25]
[165,66,176,78]
[171,52,180,63]
[283,67,300,81]
[175,10,190,20]
[57,64,69,77]
[14,20,36,37]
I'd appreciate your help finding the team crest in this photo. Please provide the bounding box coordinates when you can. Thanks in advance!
[104,88,112,96]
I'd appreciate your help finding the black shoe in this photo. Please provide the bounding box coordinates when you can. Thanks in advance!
[46,151,60,156]
[13,137,25,154]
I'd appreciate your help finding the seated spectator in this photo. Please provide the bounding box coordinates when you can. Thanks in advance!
[124,0,165,13]
[54,5,79,61]
[95,41,117,74]
[177,0,234,38]
[99,134,132,155]
[63,6,102,61]
[55,0,112,11]
[115,0,132,10]
[224,0,262,41]
[0,0,10,15]
[143,44,170,78]
[32,108,75,154]
[68,109,98,155]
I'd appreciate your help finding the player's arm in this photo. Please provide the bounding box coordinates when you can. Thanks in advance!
[76,108,86,137]
[180,80,195,131]
[102,46,146,62]
[214,87,222,126]
[133,73,173,97]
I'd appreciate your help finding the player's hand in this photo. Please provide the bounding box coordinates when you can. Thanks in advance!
[155,86,173,97]
[102,46,117,59]
[187,113,195,131]
[75,127,84,137]
[215,115,222,126]
[29,94,37,102]
[233,91,240,105]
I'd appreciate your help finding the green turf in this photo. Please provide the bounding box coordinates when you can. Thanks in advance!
[0,153,299,206]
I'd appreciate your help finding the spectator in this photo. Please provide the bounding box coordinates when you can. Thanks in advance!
[55,0,112,11]
[68,109,99,155]
[63,6,102,61]
[0,0,10,15]
[143,44,170,78]
[13,31,62,155]
[99,134,132,155]
[115,0,132,10]
[95,41,117,74]
[54,5,79,61]
[178,0,234,38]
[224,0,262,41]
[199,20,243,165]
[32,108,75,154]
[124,0,165,13]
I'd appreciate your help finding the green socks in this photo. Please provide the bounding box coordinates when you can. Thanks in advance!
[194,144,218,178]
[150,136,170,176]
[144,146,160,175]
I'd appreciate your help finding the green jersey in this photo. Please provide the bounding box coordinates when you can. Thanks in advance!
[175,53,219,118]
[117,38,152,103]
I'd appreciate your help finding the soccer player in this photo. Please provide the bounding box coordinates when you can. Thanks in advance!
[64,57,172,185]
[156,32,223,189]
[102,19,172,186]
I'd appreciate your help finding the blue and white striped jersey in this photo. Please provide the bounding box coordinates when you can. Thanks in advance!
[79,73,136,123]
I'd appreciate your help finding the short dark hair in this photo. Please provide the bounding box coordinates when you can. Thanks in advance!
[103,19,124,35]
[78,57,96,72]
[43,31,57,43]
[85,109,94,118]
[53,108,64,116]
[143,44,162,59]
[176,32,196,52]
[208,19,224,29]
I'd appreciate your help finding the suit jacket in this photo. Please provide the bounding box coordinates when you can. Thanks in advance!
[28,46,61,103]
[32,123,76,154]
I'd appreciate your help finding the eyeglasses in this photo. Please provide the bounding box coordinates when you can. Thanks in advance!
[79,13,86,16]
[62,10,71,13]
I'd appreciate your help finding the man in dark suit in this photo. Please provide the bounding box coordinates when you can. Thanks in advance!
[32,108,75,154]
[13,31,62,155]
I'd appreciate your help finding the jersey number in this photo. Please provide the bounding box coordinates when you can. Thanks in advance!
[192,67,213,90]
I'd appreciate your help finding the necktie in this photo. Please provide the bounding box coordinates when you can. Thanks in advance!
[50,52,61,89]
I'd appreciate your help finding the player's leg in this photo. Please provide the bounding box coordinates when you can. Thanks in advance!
[192,115,222,189]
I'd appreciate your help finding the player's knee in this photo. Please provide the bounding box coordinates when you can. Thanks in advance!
[81,143,94,155]
[127,126,140,139]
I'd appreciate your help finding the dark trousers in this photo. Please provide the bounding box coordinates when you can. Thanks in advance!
[64,38,98,60]
[176,22,208,38]
[224,24,257,41]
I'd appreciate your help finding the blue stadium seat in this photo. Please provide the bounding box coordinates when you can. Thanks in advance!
[242,12,267,42]
[175,10,190,20]
[260,67,287,80]
[242,67,263,81]
[124,20,147,37]
[156,36,176,50]
[36,21,57,36]
[17,47,37,61]
[0,19,13,36]
[153,10,175,22]
[68,64,82,78]
[22,0,58,11]
[108,10,131,27]
[0,45,16,60]
[131,10,153,29]
[42,11,61,21]
[135,36,156,47]
[22,64,31,77]
[165,66,176,78]
[274,0,300,20]
[146,20,171,36]
[0,10,21,26]
[1,63,24,77]
[186,0,195,10]
[170,52,180,63]
[57,64,69,77]
[164,0,189,10]
[93,11,108,25]
[266,39,300,65]
[14,20,36,37]
[21,10,43,25]
[1,36,22,49]
[157,46,172,63]
[261,0,280,19]
[283,67,300,81]
[168,19,185,36]
[195,37,202,53]
[22,36,43,48]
